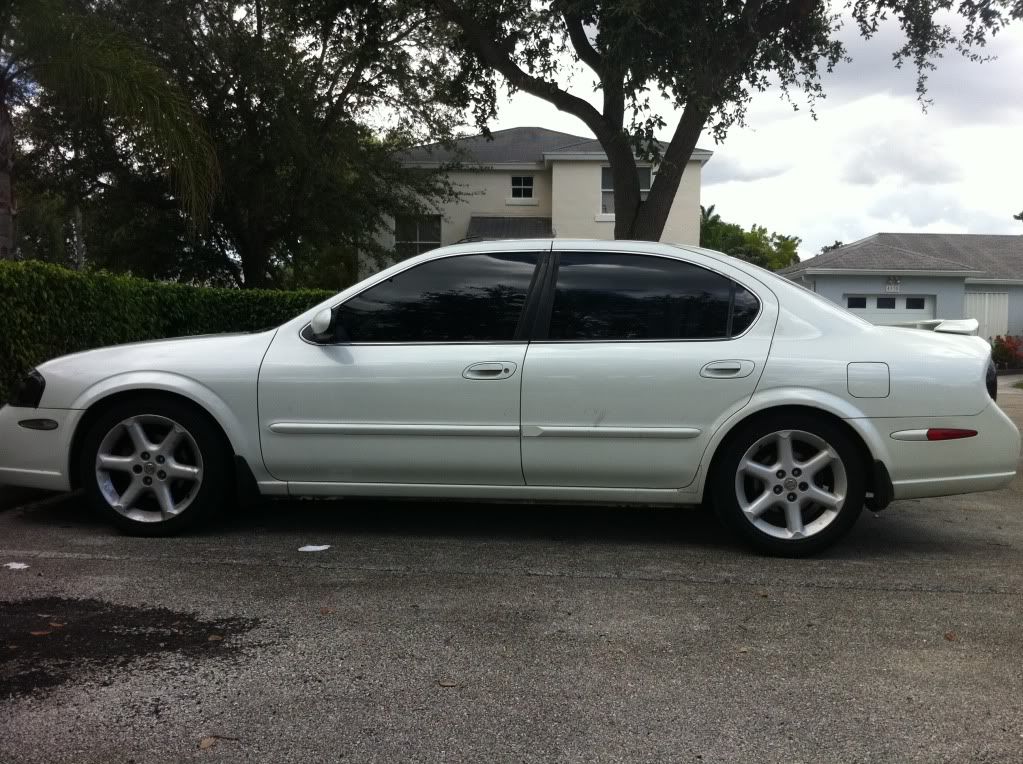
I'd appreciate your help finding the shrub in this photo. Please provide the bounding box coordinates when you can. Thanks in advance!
[0,261,331,403]
[991,335,1023,370]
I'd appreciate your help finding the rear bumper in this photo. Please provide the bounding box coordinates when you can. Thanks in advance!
[0,405,80,491]
[857,403,1020,501]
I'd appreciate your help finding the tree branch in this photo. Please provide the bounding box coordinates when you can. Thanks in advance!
[432,0,609,139]
[753,0,819,36]
[563,12,601,73]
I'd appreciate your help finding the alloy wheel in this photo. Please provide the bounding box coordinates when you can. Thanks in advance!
[734,429,847,540]
[95,414,204,523]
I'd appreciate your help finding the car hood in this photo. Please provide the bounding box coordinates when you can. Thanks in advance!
[36,330,279,409]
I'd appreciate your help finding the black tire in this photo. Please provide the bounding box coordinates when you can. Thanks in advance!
[78,395,232,536]
[712,412,866,557]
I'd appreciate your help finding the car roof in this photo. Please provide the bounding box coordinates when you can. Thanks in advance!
[434,238,710,259]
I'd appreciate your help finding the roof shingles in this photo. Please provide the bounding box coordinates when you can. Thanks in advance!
[783,233,1022,280]
[403,126,710,165]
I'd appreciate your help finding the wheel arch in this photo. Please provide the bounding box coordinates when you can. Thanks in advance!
[698,396,887,503]
[68,380,243,489]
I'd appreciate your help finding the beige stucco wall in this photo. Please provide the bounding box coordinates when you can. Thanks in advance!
[551,160,702,245]
[374,167,551,250]
[376,157,703,261]
[439,169,552,246]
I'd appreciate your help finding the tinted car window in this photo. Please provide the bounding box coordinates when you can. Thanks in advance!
[731,284,760,335]
[548,252,757,340]
[336,252,539,342]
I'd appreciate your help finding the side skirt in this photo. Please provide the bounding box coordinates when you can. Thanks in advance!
[283,481,701,505]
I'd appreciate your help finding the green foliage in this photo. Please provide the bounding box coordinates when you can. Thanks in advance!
[14,0,477,288]
[0,261,330,401]
[699,205,800,271]
[2,0,219,226]
[819,240,844,255]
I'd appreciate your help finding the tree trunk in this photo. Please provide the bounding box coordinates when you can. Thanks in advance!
[629,103,711,241]
[0,97,15,259]
[601,133,642,241]
[239,237,271,288]
[72,204,88,269]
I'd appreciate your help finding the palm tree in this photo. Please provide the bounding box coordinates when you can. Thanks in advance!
[0,0,218,259]
[700,204,720,227]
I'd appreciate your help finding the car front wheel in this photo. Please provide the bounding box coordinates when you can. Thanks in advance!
[78,396,230,536]
[713,413,866,556]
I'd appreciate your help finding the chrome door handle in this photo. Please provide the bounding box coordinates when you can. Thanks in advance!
[463,362,517,380]
[700,360,755,379]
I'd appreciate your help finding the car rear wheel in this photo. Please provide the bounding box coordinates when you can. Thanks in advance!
[78,396,230,536]
[713,413,865,556]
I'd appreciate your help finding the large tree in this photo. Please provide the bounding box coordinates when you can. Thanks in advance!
[428,0,1022,241]
[18,0,484,287]
[0,0,218,260]
[108,0,475,288]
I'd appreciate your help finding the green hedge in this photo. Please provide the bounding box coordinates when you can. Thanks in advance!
[0,261,331,403]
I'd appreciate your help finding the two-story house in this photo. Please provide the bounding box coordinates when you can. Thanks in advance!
[381,126,712,257]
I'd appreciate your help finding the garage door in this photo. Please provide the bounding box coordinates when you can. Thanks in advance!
[964,292,1009,340]
[844,294,936,325]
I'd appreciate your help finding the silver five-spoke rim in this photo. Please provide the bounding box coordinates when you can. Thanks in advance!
[734,429,847,541]
[95,415,204,523]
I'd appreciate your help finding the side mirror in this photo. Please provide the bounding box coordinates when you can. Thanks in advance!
[309,307,335,342]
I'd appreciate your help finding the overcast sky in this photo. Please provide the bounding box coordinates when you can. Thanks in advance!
[486,17,1023,259]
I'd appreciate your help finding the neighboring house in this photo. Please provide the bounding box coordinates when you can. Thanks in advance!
[781,233,1023,339]
[382,126,712,255]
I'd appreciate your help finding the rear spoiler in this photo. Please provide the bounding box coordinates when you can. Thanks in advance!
[893,318,979,336]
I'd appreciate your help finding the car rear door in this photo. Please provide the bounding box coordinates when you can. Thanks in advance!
[520,247,778,489]
[258,248,547,487]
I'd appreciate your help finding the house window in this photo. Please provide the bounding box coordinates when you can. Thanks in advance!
[394,214,441,258]
[601,167,652,214]
[876,297,896,309]
[906,297,926,310]
[847,297,867,309]
[511,176,534,199]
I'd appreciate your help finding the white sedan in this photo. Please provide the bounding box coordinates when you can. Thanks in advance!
[1,240,1018,555]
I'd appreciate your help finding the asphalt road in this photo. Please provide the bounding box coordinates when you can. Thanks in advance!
[2,382,1022,763]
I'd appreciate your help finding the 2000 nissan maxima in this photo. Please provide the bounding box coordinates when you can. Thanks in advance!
[1,240,1018,555]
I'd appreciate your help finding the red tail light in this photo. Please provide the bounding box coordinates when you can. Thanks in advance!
[926,428,978,441]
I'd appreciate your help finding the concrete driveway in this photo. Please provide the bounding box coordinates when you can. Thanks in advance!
[2,382,1022,763]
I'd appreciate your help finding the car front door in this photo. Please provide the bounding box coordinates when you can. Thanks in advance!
[258,249,545,487]
[520,248,778,489]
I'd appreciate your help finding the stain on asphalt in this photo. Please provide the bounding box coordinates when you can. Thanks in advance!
[0,597,258,700]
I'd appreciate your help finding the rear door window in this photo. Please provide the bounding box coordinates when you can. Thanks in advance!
[547,252,759,340]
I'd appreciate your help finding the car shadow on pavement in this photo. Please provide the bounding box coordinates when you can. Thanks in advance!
[11,490,1018,561]
[239,497,737,549]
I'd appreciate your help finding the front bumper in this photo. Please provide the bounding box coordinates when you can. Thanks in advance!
[0,405,82,491]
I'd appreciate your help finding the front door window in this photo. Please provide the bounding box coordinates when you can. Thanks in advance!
[335,252,541,343]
